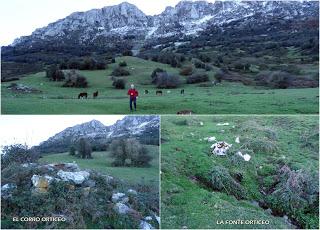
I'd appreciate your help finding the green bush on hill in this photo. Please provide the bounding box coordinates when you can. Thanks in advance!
[186,73,209,84]
[210,166,247,200]
[110,139,152,167]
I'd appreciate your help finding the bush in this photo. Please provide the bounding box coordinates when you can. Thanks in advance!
[119,61,127,67]
[111,67,130,76]
[193,60,206,69]
[186,73,209,84]
[46,65,65,81]
[96,61,107,70]
[63,70,88,88]
[180,65,194,76]
[214,70,226,83]
[151,68,165,83]
[80,57,97,70]
[154,72,180,89]
[78,138,92,159]
[255,71,294,89]
[210,166,247,199]
[69,146,76,156]
[110,139,152,167]
[112,78,126,89]
[267,165,319,229]
[122,50,133,56]
[1,144,39,169]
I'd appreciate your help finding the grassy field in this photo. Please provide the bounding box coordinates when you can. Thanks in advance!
[1,56,318,114]
[39,145,159,186]
[161,115,319,229]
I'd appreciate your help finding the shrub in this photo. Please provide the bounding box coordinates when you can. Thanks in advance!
[267,166,319,229]
[151,68,165,83]
[214,70,226,83]
[186,73,209,84]
[242,138,278,153]
[111,67,130,76]
[96,61,107,70]
[122,50,133,56]
[68,59,81,69]
[1,144,39,169]
[198,54,211,63]
[69,146,76,156]
[154,72,180,89]
[193,60,206,69]
[63,70,88,88]
[119,61,127,67]
[78,138,92,159]
[110,139,152,167]
[255,71,294,89]
[46,65,65,81]
[112,78,126,89]
[180,65,194,76]
[210,166,247,199]
[110,139,127,166]
[80,57,97,70]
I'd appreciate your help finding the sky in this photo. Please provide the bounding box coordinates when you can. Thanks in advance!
[0,0,217,46]
[0,115,125,148]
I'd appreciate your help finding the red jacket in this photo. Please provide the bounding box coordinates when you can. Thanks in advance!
[127,89,139,98]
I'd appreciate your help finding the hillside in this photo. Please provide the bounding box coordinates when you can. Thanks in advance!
[161,116,319,229]
[32,115,159,153]
[1,56,318,114]
[39,146,159,186]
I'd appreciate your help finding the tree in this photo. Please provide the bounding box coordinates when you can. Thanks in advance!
[154,72,181,89]
[151,68,165,83]
[112,78,126,89]
[46,65,65,81]
[69,146,76,156]
[110,139,152,167]
[1,144,39,169]
[110,139,127,166]
[78,138,92,159]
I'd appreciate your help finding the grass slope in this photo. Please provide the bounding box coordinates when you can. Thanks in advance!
[1,56,318,114]
[161,116,319,229]
[39,145,159,187]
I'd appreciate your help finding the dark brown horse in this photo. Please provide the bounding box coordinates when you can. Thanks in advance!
[156,90,163,96]
[78,92,88,99]
[93,91,98,99]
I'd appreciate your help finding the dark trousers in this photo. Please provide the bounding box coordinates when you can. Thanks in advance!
[130,97,137,111]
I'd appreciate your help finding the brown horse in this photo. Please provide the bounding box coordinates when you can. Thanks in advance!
[93,91,98,99]
[156,90,163,96]
[78,92,88,99]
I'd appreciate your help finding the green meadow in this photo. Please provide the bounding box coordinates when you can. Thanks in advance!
[39,145,159,187]
[161,115,319,229]
[1,57,318,114]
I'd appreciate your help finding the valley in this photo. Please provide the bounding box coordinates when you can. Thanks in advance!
[1,57,318,114]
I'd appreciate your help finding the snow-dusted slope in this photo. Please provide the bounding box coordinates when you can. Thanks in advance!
[34,116,160,153]
[11,1,319,48]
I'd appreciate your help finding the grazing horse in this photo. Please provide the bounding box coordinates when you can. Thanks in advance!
[181,89,185,95]
[156,90,163,96]
[93,91,98,99]
[144,90,149,95]
[78,92,88,99]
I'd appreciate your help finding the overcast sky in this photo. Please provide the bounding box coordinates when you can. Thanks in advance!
[0,115,125,148]
[0,0,218,46]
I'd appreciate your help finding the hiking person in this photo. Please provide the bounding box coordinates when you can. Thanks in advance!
[127,84,139,111]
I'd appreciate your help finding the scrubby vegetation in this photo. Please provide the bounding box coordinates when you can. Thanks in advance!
[161,116,319,229]
[1,56,318,114]
[110,139,152,167]
[62,70,88,88]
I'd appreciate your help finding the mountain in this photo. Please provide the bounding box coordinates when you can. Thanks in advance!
[8,1,319,49]
[33,116,160,154]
